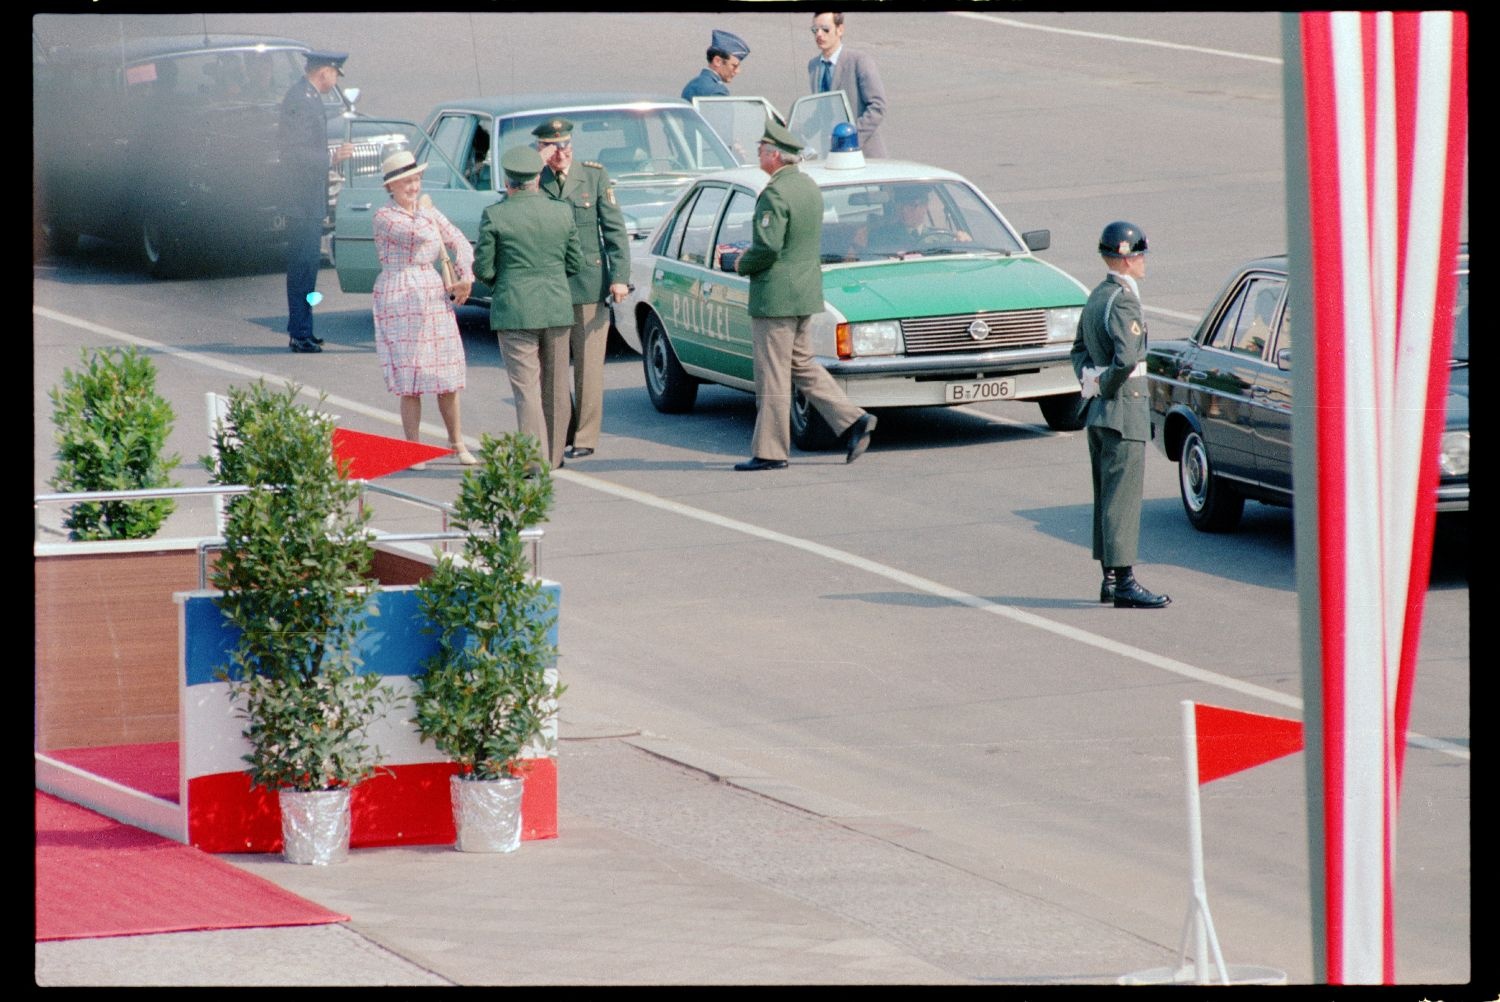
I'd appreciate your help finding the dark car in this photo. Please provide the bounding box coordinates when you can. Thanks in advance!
[34,34,359,276]
[1147,248,1469,531]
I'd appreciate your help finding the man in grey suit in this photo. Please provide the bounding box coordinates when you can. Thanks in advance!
[808,12,888,158]
[1070,221,1170,609]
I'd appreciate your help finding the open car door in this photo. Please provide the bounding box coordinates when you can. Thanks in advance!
[333,118,495,297]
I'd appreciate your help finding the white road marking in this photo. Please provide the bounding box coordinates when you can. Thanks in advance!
[950,11,1285,66]
[35,304,1466,762]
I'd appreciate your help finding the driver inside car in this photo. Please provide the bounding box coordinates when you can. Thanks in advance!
[849,186,971,258]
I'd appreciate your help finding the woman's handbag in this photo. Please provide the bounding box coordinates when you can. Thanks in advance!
[438,249,459,300]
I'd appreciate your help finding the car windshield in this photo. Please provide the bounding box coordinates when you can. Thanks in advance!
[494,107,736,178]
[817,181,1026,263]
[122,47,305,108]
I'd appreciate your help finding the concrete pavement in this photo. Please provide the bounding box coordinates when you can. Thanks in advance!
[35,706,1181,985]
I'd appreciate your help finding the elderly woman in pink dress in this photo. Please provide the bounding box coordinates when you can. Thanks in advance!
[373,149,478,465]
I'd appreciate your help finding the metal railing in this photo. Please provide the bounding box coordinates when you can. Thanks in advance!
[34,482,545,589]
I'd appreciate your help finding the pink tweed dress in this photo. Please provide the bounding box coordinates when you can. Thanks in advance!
[371,202,476,395]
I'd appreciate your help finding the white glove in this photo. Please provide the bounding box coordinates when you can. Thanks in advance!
[1079,366,1103,399]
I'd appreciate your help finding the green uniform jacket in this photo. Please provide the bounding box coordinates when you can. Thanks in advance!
[1070,273,1150,442]
[474,189,583,331]
[540,161,631,305]
[736,165,825,318]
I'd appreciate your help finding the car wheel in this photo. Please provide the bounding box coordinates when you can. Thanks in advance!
[790,388,840,451]
[41,218,79,257]
[643,313,697,413]
[1038,392,1086,431]
[1178,428,1244,532]
[141,217,184,278]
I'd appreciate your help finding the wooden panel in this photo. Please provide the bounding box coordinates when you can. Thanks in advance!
[34,550,200,750]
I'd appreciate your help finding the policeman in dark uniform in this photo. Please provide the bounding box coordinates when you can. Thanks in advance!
[681,29,750,100]
[279,50,353,353]
[532,118,631,459]
[1070,221,1170,609]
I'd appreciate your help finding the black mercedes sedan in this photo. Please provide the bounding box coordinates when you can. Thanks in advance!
[1146,247,1468,532]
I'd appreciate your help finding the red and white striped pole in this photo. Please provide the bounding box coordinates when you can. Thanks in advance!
[1283,10,1467,984]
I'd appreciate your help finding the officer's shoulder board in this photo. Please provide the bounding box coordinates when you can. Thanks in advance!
[581,160,605,172]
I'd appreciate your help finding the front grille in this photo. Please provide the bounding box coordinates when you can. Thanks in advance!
[901,309,1050,354]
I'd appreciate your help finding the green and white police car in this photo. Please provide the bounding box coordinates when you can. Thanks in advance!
[616,152,1091,448]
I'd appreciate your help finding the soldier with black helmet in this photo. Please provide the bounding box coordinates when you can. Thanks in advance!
[531,118,631,460]
[1070,221,1171,609]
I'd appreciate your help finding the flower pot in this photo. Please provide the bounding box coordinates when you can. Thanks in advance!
[279,787,352,865]
[451,773,524,853]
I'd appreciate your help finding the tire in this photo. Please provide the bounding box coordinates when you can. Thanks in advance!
[643,313,698,413]
[790,387,840,451]
[1178,428,1244,532]
[1038,392,1086,431]
[41,218,79,257]
[141,217,185,278]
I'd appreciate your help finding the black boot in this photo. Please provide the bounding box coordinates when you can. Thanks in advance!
[1099,567,1117,603]
[1113,567,1170,609]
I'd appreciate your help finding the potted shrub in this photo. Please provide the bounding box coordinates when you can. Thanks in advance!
[206,380,396,865]
[413,432,564,852]
[48,346,180,540]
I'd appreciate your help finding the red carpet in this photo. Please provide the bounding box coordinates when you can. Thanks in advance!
[35,792,347,941]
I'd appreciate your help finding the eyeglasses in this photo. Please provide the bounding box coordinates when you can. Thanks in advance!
[811,25,835,34]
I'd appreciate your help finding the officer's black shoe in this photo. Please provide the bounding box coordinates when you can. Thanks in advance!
[1113,570,1170,609]
[288,339,322,353]
[309,334,326,346]
[734,456,789,471]
[1100,568,1118,603]
[565,446,594,459]
[845,413,877,464]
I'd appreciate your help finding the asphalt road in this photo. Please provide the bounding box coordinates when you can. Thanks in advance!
[32,12,1470,985]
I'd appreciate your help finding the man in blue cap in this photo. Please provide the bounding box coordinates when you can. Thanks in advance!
[681,29,750,100]
[279,49,353,353]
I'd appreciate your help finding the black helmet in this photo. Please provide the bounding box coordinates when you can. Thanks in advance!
[1099,220,1148,258]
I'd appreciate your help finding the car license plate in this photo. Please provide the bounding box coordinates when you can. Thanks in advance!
[945,378,1016,403]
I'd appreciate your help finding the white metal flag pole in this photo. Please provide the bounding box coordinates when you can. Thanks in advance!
[1179,700,1229,985]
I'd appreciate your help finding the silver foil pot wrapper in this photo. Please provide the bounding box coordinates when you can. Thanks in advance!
[278,787,352,865]
[451,773,524,853]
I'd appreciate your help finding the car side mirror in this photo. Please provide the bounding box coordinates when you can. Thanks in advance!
[1276,347,1292,371]
[719,251,741,273]
[1022,229,1050,252]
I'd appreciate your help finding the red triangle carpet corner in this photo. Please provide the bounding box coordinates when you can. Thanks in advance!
[35,792,347,941]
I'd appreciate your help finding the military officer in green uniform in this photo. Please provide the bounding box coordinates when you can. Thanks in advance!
[1070,220,1170,609]
[732,118,875,471]
[532,118,632,460]
[474,145,583,470]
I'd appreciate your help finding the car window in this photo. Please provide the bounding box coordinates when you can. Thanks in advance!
[654,190,696,258]
[713,188,756,270]
[122,49,303,107]
[1203,275,1283,358]
[678,185,728,267]
[494,108,735,176]
[343,119,469,191]
[1450,267,1468,363]
[825,181,1024,262]
[429,114,472,169]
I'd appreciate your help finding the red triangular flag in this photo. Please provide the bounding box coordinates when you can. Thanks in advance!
[331,428,452,479]
[1194,702,1304,785]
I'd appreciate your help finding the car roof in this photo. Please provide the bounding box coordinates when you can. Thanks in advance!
[427,93,691,119]
[1234,241,1468,277]
[690,158,971,193]
[40,34,311,65]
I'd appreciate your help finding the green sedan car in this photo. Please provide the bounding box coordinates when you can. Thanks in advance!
[616,158,1090,448]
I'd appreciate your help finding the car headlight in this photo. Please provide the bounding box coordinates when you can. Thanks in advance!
[1439,430,1469,477]
[836,321,903,359]
[1046,306,1082,343]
